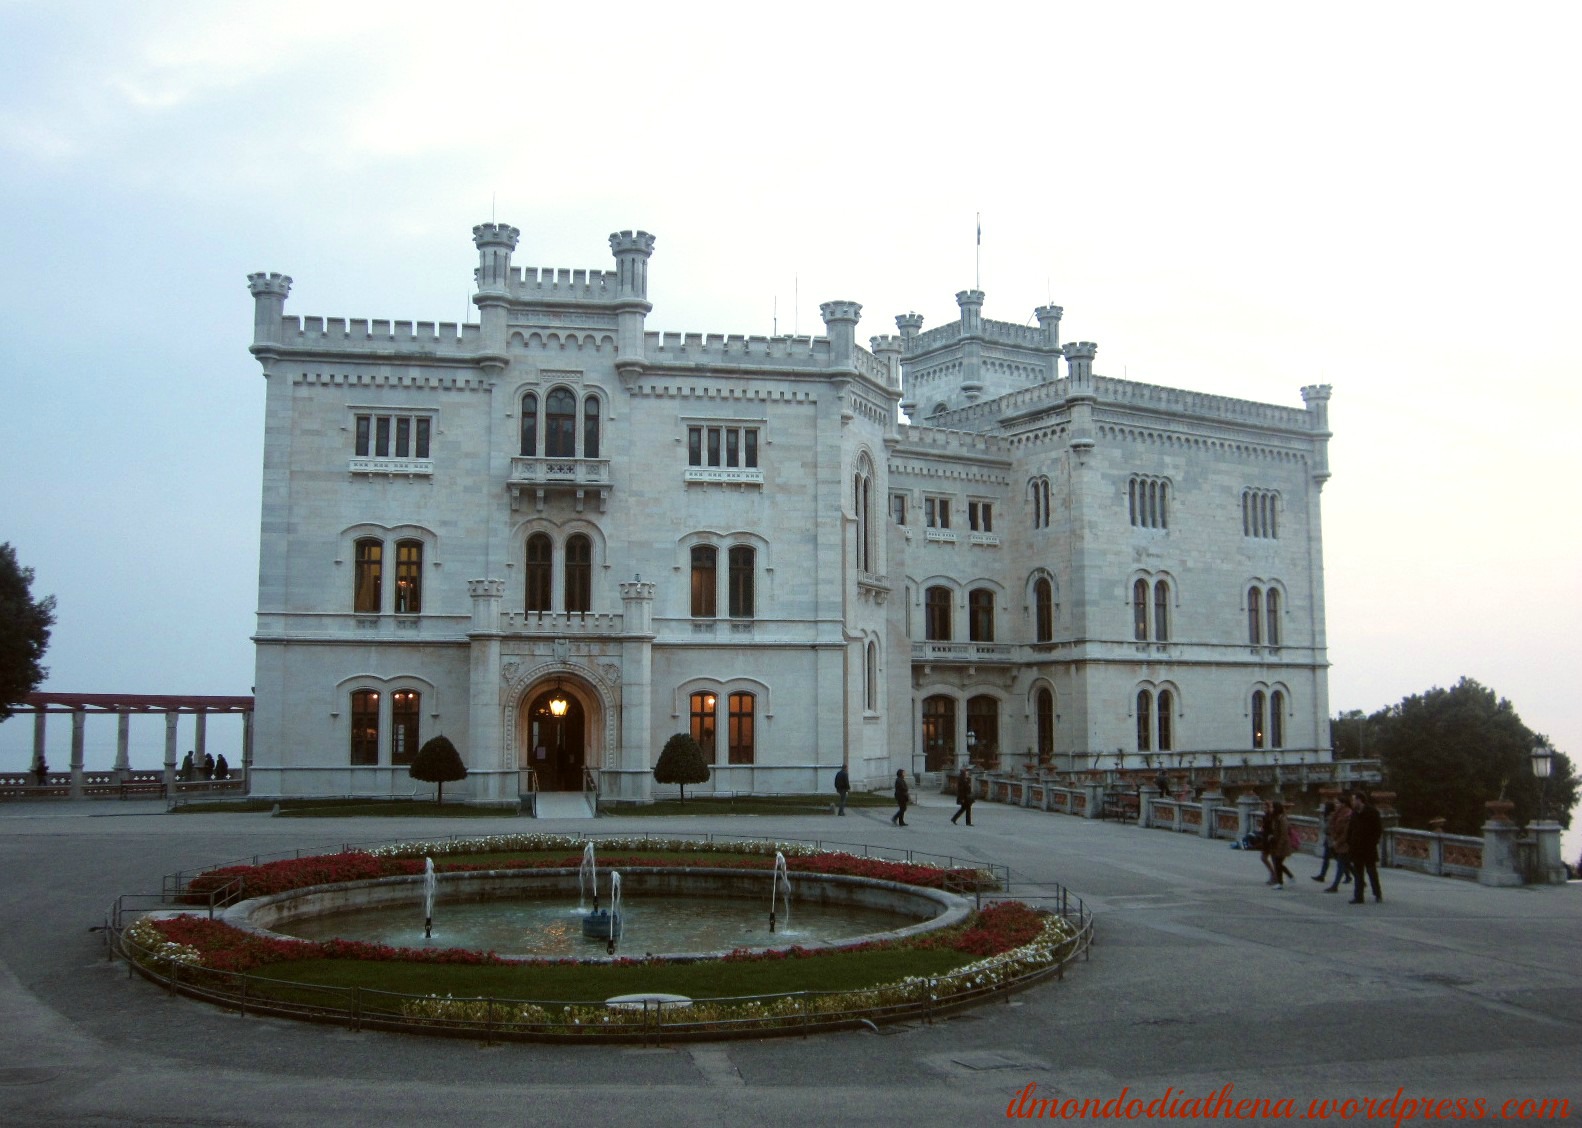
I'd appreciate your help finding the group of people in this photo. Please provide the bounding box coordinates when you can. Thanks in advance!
[1258,790,1383,903]
[831,766,977,827]
[179,750,229,782]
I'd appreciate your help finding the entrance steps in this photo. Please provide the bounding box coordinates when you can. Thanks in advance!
[530,791,596,819]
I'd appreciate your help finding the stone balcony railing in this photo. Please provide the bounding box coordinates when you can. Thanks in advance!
[507,456,611,511]
[911,641,1014,663]
[500,610,625,636]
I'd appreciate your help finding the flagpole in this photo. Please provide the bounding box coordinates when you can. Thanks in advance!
[975,212,981,291]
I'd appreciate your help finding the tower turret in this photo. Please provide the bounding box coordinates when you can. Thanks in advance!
[955,290,985,336]
[609,230,656,374]
[1301,384,1333,485]
[1036,305,1064,382]
[955,290,985,401]
[820,300,862,370]
[895,312,924,344]
[246,272,292,347]
[472,224,519,355]
[869,334,903,392]
[1064,341,1097,393]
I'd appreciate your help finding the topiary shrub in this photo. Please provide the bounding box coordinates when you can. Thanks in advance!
[409,735,467,804]
[654,732,710,802]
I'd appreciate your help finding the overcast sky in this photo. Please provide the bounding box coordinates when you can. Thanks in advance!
[2,1,1577,830]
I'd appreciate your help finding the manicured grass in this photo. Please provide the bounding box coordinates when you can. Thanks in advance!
[238,945,974,1009]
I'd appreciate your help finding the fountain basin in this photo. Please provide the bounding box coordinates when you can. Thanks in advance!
[219,867,971,960]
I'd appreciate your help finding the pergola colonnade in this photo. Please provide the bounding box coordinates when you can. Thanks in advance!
[11,693,254,798]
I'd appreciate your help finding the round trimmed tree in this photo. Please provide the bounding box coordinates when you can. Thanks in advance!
[409,735,467,804]
[654,732,710,802]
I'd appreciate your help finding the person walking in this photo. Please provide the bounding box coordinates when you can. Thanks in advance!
[202,752,215,781]
[1323,794,1354,893]
[1348,791,1384,904]
[891,769,911,826]
[1312,800,1336,882]
[215,753,230,781]
[1268,802,1296,888]
[833,766,850,815]
[181,751,196,782]
[950,766,975,826]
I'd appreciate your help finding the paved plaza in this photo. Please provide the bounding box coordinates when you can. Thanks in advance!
[0,795,1577,1127]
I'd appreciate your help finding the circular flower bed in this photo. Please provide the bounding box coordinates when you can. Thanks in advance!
[122,836,1090,1041]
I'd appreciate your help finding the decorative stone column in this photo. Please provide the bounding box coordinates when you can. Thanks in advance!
[1236,790,1262,844]
[1199,782,1225,840]
[115,713,131,778]
[1138,783,1160,828]
[1082,779,1104,820]
[163,713,179,793]
[1531,822,1567,885]
[466,579,507,806]
[1478,800,1522,887]
[69,708,85,799]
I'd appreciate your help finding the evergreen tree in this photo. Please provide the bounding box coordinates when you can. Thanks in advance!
[409,735,467,804]
[654,732,710,802]
[1337,678,1576,834]
[0,544,56,722]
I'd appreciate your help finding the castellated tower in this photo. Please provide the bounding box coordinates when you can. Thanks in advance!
[896,290,1067,423]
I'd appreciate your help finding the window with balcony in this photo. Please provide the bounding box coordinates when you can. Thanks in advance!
[354,412,433,466]
[350,689,379,766]
[686,424,761,482]
[924,496,951,529]
[968,501,993,533]
[391,689,420,765]
[394,540,422,614]
[521,387,601,459]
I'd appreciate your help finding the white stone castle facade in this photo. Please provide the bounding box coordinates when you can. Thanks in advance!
[246,222,1334,804]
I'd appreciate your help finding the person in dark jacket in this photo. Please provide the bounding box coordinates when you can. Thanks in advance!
[891,769,911,826]
[951,766,975,826]
[1348,791,1384,903]
[833,767,850,815]
[1323,793,1355,892]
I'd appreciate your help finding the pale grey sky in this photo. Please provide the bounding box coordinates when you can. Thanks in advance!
[2,2,1577,835]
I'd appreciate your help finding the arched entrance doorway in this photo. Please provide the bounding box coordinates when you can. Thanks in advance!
[519,683,587,792]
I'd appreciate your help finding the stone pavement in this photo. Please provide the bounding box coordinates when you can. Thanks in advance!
[0,795,1577,1127]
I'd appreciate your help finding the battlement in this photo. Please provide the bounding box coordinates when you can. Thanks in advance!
[905,315,1056,355]
[273,316,485,354]
[472,223,520,250]
[895,422,1015,458]
[498,266,622,302]
[1093,375,1315,431]
[643,331,834,369]
[609,230,656,256]
[247,272,292,297]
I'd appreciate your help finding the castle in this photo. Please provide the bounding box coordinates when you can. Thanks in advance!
[245,222,1334,805]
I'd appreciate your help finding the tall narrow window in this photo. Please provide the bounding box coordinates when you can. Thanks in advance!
[865,640,878,711]
[690,691,718,761]
[922,695,956,771]
[1248,587,1262,645]
[545,388,576,457]
[1252,690,1267,749]
[354,538,383,613]
[520,393,539,456]
[1136,689,1153,751]
[968,588,995,642]
[394,540,422,614]
[395,416,411,458]
[350,689,379,766]
[1270,690,1286,749]
[727,692,755,765]
[391,690,420,765]
[565,534,591,612]
[854,466,873,572]
[690,546,717,618]
[1153,580,1170,642]
[1266,588,1281,646]
[375,416,391,457]
[891,493,907,525]
[925,586,952,641]
[525,534,552,612]
[583,396,600,459]
[1157,689,1174,752]
[1036,688,1055,761]
[728,545,754,618]
[355,416,372,457]
[1034,577,1054,642]
[1133,579,1149,641]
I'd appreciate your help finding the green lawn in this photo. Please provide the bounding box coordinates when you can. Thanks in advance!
[173,794,895,818]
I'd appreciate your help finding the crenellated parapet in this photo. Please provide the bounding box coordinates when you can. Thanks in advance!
[247,272,293,345]
[274,316,485,356]
[642,331,834,369]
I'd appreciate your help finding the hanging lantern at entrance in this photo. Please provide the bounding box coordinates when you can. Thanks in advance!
[548,681,569,717]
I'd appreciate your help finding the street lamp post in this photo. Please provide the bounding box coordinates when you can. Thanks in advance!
[1530,742,1553,823]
